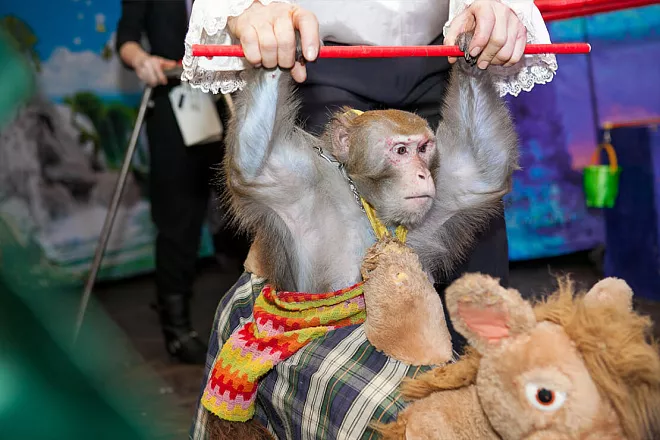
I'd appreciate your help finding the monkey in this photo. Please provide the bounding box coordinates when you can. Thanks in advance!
[221,31,520,294]
[203,30,519,440]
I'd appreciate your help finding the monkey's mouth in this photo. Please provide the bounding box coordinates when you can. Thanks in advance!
[404,195,433,200]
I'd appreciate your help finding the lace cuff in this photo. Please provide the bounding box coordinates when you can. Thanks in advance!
[444,0,558,97]
[181,0,292,94]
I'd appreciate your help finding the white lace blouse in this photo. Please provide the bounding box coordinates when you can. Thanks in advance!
[182,0,558,97]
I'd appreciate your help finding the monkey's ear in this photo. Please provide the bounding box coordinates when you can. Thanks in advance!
[329,107,361,163]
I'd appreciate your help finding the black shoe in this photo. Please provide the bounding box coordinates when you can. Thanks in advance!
[162,326,208,364]
[156,293,208,365]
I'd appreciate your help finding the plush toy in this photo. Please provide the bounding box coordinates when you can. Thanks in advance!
[360,236,454,366]
[376,273,660,440]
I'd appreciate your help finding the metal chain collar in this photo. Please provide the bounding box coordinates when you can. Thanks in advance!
[313,145,365,212]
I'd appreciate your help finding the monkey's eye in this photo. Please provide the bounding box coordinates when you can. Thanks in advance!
[524,383,566,412]
[418,143,427,153]
[396,145,407,155]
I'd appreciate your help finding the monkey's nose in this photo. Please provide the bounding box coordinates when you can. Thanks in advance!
[418,171,429,180]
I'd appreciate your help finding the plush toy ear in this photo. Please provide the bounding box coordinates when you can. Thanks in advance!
[329,107,363,163]
[583,277,633,312]
[445,273,536,355]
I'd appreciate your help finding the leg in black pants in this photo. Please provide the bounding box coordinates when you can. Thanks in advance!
[297,40,509,355]
[146,86,224,363]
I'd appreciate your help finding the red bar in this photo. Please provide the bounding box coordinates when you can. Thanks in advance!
[537,0,623,12]
[537,0,659,12]
[542,0,660,20]
[603,118,660,129]
[191,43,591,59]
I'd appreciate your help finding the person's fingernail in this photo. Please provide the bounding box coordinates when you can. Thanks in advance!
[478,60,488,70]
[470,47,481,57]
[306,46,317,60]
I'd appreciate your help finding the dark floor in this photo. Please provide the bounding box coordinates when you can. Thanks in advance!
[93,250,660,437]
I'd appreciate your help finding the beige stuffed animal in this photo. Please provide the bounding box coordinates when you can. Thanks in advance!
[376,273,660,440]
[360,237,454,366]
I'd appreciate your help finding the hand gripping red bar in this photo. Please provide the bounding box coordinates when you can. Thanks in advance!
[191,43,591,59]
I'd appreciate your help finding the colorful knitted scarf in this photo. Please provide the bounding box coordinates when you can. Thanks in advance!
[201,282,367,421]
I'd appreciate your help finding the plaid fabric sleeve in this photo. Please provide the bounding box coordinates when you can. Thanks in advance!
[189,271,265,440]
[252,325,432,440]
[190,272,436,440]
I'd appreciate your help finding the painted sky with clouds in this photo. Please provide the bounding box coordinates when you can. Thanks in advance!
[0,0,118,59]
[0,0,143,100]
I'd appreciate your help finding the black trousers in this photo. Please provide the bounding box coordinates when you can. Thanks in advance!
[296,35,509,352]
[145,82,226,301]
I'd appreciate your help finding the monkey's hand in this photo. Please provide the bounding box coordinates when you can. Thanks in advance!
[457,31,479,67]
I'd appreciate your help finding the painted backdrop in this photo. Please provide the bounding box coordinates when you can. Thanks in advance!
[504,6,660,260]
[0,2,659,282]
[0,2,214,281]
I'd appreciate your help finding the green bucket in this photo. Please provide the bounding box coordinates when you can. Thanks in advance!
[583,142,621,208]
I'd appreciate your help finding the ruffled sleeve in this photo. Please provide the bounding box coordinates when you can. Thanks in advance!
[444,0,558,97]
[181,0,292,94]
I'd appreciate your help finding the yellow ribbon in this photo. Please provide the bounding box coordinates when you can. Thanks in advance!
[360,197,408,244]
[347,109,364,116]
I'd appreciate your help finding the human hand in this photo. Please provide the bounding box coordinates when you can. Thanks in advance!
[134,54,178,87]
[444,0,527,69]
[227,1,320,83]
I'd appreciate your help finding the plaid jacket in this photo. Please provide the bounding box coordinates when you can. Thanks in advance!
[189,271,436,440]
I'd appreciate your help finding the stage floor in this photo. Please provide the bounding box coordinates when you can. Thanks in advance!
[93,251,660,436]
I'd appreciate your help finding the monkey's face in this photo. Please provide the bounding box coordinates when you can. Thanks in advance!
[372,131,437,227]
[332,109,438,228]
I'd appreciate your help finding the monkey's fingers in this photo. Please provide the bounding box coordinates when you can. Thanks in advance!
[463,52,478,66]
[457,31,478,66]
[294,30,306,65]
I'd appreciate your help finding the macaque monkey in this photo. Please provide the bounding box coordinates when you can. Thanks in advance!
[206,31,519,439]
[222,31,519,293]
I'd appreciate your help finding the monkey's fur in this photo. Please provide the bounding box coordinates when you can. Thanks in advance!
[221,31,519,294]
[206,32,519,438]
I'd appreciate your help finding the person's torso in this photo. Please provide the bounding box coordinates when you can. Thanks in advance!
[298,0,450,46]
[144,0,189,61]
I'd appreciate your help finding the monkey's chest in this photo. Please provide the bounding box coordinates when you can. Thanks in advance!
[283,203,375,293]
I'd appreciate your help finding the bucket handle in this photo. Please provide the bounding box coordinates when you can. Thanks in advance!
[590,130,618,171]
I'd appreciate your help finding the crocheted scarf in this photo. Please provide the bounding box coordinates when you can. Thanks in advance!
[201,282,367,422]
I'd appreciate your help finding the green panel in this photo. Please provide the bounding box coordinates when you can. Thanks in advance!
[0,27,34,130]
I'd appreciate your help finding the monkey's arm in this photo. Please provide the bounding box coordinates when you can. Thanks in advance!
[407,34,520,279]
[224,67,319,222]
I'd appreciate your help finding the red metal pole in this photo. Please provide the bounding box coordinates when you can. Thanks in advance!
[192,43,591,59]
[603,118,660,129]
[190,0,659,59]
[541,0,660,20]
[537,0,624,12]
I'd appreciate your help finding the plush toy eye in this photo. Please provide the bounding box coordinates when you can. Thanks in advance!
[396,145,407,155]
[525,383,566,412]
